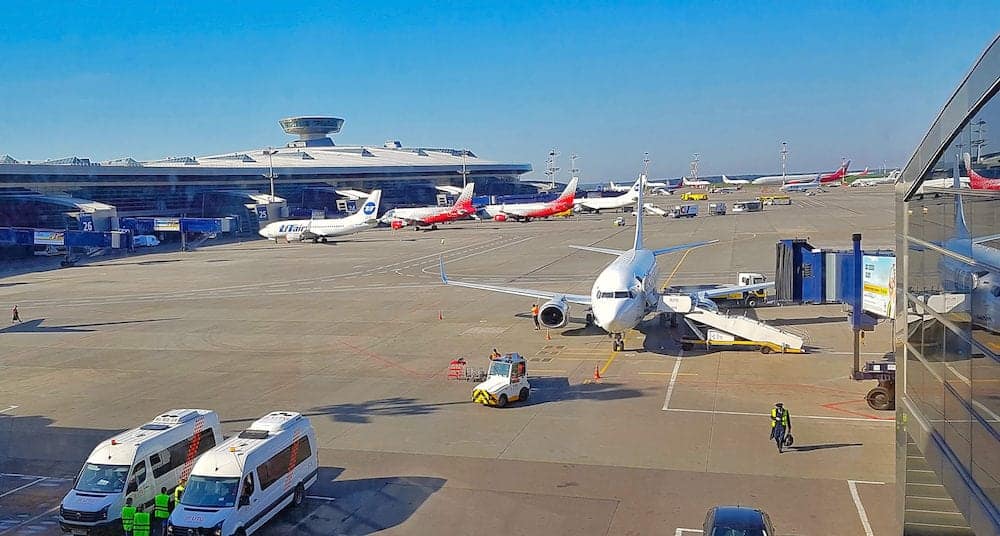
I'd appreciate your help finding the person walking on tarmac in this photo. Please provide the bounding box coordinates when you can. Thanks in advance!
[770,402,792,453]
[120,497,136,536]
[531,303,540,330]
[154,487,171,533]
[11,304,21,323]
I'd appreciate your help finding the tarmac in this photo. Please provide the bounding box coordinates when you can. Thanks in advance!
[0,185,898,535]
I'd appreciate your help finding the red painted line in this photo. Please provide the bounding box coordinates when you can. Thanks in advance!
[337,339,436,379]
[821,399,893,421]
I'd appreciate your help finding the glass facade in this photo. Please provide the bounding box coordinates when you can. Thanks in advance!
[898,35,1000,536]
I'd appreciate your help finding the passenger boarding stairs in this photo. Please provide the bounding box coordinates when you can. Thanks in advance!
[658,295,805,351]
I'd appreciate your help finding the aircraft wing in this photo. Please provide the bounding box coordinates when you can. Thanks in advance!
[439,257,591,305]
[973,233,1000,244]
[696,281,773,300]
[569,245,625,256]
[652,240,718,256]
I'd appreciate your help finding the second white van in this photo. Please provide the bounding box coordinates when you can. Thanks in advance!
[167,411,318,536]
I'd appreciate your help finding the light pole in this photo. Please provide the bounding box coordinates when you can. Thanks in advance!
[780,142,789,181]
[544,149,560,189]
[460,149,469,188]
[263,147,278,202]
[690,153,700,181]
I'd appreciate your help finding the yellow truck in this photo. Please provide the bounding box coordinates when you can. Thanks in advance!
[680,192,708,201]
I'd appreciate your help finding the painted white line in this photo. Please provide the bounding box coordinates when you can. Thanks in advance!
[675,529,703,536]
[663,407,895,423]
[662,358,682,410]
[848,480,885,536]
[0,477,46,498]
[0,405,18,414]
[0,504,59,535]
[305,495,337,502]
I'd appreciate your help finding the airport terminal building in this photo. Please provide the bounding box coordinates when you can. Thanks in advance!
[0,116,532,230]
[897,35,1000,535]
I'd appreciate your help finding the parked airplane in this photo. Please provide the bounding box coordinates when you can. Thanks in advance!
[785,160,851,185]
[682,176,711,188]
[851,170,900,187]
[441,159,772,350]
[259,190,382,243]
[609,178,670,191]
[436,185,465,196]
[381,182,475,229]
[751,172,819,185]
[484,177,579,221]
[722,175,749,185]
[965,152,1000,190]
[780,180,823,192]
[847,167,870,178]
[576,176,643,213]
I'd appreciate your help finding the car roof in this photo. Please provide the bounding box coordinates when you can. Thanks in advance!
[711,506,766,528]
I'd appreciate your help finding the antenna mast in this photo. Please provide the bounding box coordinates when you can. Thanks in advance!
[780,142,789,181]
[544,149,560,189]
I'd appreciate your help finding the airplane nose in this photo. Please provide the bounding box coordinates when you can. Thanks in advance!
[258,228,269,238]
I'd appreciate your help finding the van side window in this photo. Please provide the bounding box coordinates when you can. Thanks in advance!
[132,461,147,485]
[151,428,218,479]
[256,437,313,491]
[242,473,254,498]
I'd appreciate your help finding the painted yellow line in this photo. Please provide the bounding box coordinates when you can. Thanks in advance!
[599,334,625,375]
[661,248,693,288]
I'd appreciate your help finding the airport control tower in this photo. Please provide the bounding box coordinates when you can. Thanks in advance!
[279,116,344,148]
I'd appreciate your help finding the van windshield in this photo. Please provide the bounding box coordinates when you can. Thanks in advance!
[74,463,130,493]
[180,476,240,508]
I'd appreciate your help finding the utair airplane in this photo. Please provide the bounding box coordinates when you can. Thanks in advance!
[259,190,381,243]
[682,176,711,188]
[380,182,476,230]
[484,177,579,221]
[575,175,644,213]
[721,175,750,185]
[440,157,772,351]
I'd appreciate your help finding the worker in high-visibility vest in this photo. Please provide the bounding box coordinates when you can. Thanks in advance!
[530,304,540,330]
[120,497,136,536]
[173,477,186,504]
[769,402,792,453]
[132,510,151,536]
[154,487,171,533]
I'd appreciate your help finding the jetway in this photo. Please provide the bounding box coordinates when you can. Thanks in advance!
[118,217,235,251]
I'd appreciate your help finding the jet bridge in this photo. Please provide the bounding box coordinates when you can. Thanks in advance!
[657,295,805,353]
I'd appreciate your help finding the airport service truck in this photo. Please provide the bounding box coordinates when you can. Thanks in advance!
[665,272,769,307]
[667,204,698,218]
[472,353,530,408]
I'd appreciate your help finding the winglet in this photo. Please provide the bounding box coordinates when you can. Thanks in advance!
[439,255,449,284]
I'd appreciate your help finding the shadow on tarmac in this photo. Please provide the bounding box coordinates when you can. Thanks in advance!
[789,442,863,452]
[527,377,645,404]
[268,474,445,535]
[0,317,178,334]
[0,414,125,476]
[224,399,470,426]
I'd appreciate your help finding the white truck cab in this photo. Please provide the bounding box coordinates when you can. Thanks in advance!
[59,409,222,535]
[167,411,318,536]
[472,353,530,407]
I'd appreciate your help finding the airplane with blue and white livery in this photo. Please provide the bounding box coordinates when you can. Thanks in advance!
[259,190,381,243]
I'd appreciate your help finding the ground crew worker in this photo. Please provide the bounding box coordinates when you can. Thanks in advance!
[154,487,171,533]
[11,305,20,323]
[490,348,501,360]
[173,477,186,504]
[531,304,540,330]
[120,497,136,536]
[132,509,151,536]
[770,402,792,453]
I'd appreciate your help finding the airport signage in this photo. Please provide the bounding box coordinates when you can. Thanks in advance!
[862,255,896,318]
[33,230,65,245]
[256,205,269,220]
[153,218,181,232]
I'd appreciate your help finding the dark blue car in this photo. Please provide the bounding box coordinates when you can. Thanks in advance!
[703,506,775,536]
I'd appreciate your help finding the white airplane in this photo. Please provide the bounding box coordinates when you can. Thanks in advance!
[334,189,372,200]
[780,179,824,192]
[751,172,819,185]
[441,159,771,351]
[484,177,578,221]
[682,176,711,188]
[850,170,901,187]
[576,176,643,213]
[435,185,465,196]
[847,167,870,178]
[381,182,475,229]
[722,175,749,185]
[259,190,382,243]
[609,178,669,191]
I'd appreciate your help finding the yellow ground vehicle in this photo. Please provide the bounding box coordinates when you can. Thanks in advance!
[680,192,708,201]
[756,195,791,205]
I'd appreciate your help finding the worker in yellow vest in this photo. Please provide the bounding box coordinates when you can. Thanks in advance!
[120,497,136,536]
[173,477,186,504]
[770,402,792,453]
[154,487,171,533]
[132,510,151,536]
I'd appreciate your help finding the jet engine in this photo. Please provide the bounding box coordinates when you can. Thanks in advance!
[390,220,406,230]
[285,231,304,242]
[494,214,508,222]
[538,299,569,329]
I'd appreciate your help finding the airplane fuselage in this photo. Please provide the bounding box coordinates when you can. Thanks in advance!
[384,206,469,226]
[259,219,373,240]
[589,249,658,335]
[486,198,574,220]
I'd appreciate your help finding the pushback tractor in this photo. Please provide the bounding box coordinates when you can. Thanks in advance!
[472,353,530,407]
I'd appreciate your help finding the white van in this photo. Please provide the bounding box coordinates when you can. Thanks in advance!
[167,411,318,536]
[59,409,222,535]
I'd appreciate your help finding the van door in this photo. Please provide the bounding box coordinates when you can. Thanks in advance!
[236,472,256,531]
[127,460,151,508]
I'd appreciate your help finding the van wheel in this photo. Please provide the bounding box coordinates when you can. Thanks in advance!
[519,387,529,402]
[497,394,508,408]
[760,346,772,354]
[292,483,306,507]
[745,297,757,307]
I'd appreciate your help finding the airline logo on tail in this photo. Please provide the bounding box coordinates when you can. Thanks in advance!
[964,152,1000,190]
[819,159,851,183]
[357,190,382,221]
[454,182,476,212]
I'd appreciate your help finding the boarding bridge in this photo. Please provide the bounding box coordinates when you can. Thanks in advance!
[642,203,666,216]
[657,294,805,353]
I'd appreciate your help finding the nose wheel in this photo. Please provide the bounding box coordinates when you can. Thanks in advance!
[611,333,624,352]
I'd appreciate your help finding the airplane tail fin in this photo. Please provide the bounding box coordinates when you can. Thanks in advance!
[557,176,579,202]
[964,152,987,189]
[722,174,730,184]
[356,189,382,223]
[454,182,476,210]
[634,157,649,250]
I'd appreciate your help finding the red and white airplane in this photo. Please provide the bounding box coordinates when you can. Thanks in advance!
[786,160,851,185]
[484,177,579,221]
[966,152,1000,190]
[381,182,476,230]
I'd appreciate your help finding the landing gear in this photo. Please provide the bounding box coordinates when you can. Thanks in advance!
[611,333,624,352]
[320,237,328,243]
[585,312,594,325]
[431,224,439,230]
[311,238,319,243]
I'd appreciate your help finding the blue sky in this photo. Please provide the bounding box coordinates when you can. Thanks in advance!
[1,1,997,179]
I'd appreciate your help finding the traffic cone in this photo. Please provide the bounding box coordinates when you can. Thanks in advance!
[593,365,601,381]
[545,330,551,341]
[438,310,443,320]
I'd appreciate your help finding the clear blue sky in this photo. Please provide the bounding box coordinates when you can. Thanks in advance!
[1,1,997,179]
